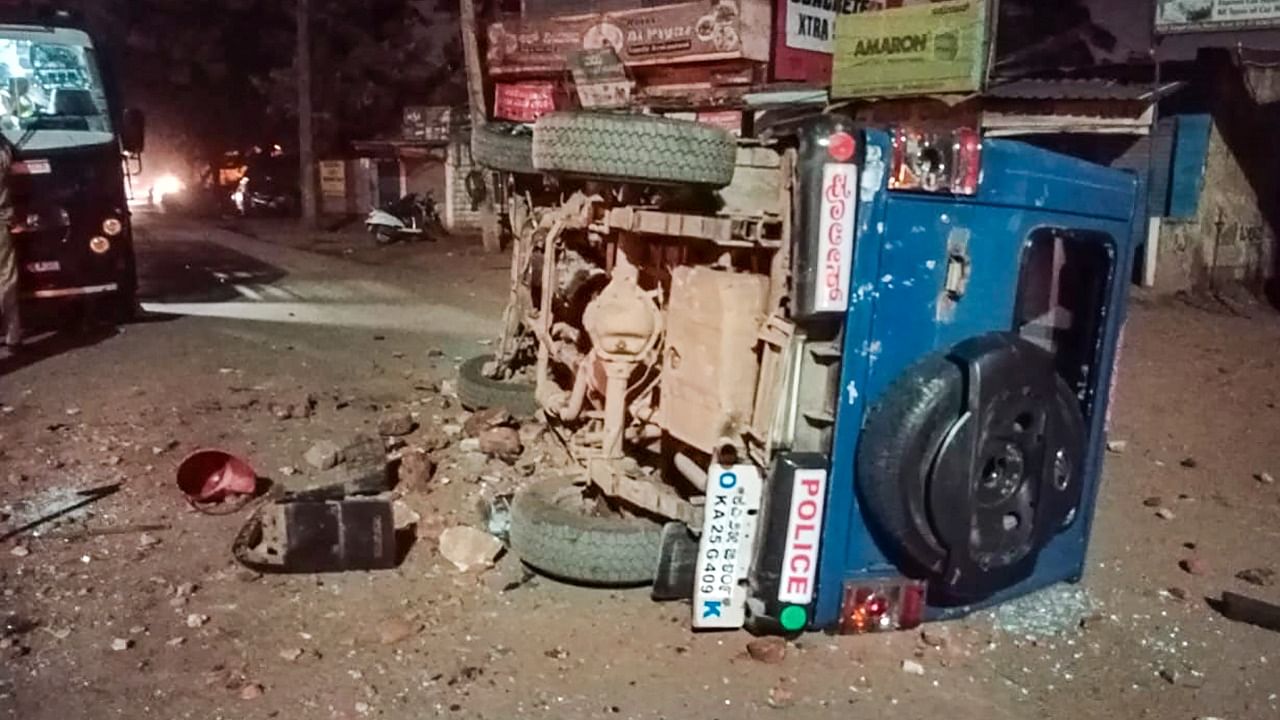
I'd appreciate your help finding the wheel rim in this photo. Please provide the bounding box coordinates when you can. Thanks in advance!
[927,335,1086,599]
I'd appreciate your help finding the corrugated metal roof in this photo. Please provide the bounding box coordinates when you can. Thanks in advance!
[986,79,1184,102]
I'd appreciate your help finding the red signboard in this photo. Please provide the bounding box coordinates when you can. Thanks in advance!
[494,82,557,122]
[773,0,834,83]
[696,110,744,135]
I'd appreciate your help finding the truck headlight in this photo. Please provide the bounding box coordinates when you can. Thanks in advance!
[89,236,111,254]
[102,218,124,236]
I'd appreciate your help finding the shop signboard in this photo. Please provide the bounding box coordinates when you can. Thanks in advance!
[487,0,770,76]
[830,0,989,98]
[1156,0,1280,34]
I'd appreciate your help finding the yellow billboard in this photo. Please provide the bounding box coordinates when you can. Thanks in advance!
[831,0,989,99]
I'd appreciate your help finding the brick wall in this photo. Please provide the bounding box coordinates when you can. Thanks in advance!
[1155,119,1276,293]
[445,139,483,233]
[1154,57,1280,295]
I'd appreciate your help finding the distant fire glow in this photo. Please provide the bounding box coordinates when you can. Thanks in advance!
[150,173,185,203]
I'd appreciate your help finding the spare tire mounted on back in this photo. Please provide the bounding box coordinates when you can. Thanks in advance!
[857,333,1088,603]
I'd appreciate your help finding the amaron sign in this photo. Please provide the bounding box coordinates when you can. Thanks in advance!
[831,0,989,98]
[774,0,989,90]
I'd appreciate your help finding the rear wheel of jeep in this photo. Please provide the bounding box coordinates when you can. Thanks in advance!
[532,112,737,188]
[457,354,539,418]
[472,122,536,175]
[510,477,663,586]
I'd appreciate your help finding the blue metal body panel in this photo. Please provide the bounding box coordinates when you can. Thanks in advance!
[813,130,1140,628]
[1168,114,1213,220]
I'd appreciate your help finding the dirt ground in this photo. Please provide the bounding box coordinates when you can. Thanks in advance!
[2,215,1278,720]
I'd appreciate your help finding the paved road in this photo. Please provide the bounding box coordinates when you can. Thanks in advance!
[6,214,1280,720]
[134,213,507,339]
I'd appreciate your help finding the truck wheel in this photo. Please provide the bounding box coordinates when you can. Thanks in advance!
[80,291,137,328]
[510,477,663,586]
[472,122,536,175]
[457,354,539,417]
[110,292,139,325]
[532,112,737,187]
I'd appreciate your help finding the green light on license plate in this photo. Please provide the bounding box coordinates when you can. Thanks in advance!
[779,605,807,632]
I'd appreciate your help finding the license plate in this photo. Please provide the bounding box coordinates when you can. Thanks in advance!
[692,464,763,630]
[15,159,51,175]
[25,261,60,273]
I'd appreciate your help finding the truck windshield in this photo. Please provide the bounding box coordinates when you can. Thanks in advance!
[0,30,113,151]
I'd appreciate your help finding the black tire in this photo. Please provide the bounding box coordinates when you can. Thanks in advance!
[457,354,539,417]
[109,291,139,325]
[427,216,448,238]
[532,112,737,187]
[472,122,536,175]
[858,341,1087,594]
[73,290,136,329]
[374,228,395,245]
[510,477,663,586]
[857,353,962,577]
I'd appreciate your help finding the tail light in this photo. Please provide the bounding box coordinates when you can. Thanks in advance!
[889,127,983,196]
[823,130,857,163]
[838,578,926,634]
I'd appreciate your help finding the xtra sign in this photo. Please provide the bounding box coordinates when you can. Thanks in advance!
[786,0,857,53]
[831,0,989,98]
[1157,0,1280,34]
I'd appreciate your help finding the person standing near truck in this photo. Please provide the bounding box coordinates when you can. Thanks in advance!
[0,133,19,353]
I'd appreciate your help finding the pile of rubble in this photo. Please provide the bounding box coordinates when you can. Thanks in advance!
[251,392,555,578]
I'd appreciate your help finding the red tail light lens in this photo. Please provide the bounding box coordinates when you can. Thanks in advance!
[952,128,982,195]
[889,127,982,196]
[838,579,926,634]
[826,131,857,163]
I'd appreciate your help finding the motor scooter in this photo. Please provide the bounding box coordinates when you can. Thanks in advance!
[365,192,445,244]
